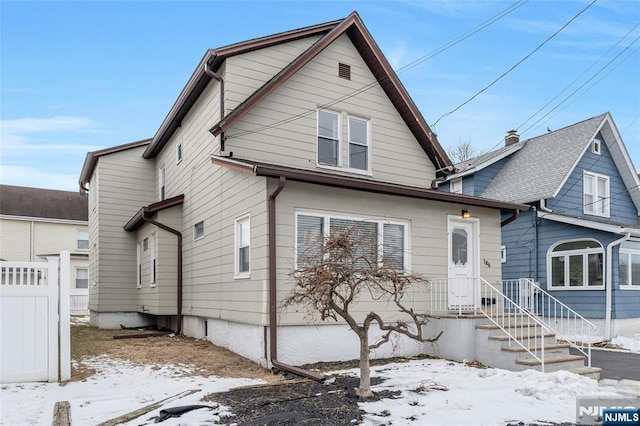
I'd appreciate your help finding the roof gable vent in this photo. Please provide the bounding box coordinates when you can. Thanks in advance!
[338,63,351,80]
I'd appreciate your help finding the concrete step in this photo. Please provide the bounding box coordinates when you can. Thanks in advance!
[568,366,602,380]
[488,332,556,345]
[501,342,571,359]
[476,323,544,330]
[515,354,586,372]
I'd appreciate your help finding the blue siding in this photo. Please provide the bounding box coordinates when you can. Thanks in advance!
[475,157,509,196]
[501,212,640,319]
[547,135,638,225]
[462,175,474,196]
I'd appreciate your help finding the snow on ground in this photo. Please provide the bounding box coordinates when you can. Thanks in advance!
[0,355,263,426]
[611,334,640,353]
[1,355,625,426]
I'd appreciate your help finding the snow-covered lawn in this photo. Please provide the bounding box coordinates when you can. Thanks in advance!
[0,355,627,426]
[611,334,640,353]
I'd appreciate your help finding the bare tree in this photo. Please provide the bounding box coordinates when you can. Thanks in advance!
[447,140,477,164]
[283,226,442,397]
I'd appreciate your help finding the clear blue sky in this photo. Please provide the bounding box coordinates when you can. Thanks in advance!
[1,0,639,191]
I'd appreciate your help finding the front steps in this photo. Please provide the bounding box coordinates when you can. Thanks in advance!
[474,318,602,380]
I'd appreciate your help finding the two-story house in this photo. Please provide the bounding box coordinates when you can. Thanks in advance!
[0,185,90,314]
[439,113,640,341]
[79,12,526,375]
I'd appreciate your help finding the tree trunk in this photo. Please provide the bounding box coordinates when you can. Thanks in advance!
[357,329,373,397]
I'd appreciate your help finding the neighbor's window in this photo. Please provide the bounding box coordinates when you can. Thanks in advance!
[295,212,409,272]
[583,171,609,217]
[317,110,340,166]
[194,220,205,240]
[75,268,88,289]
[501,245,507,263]
[450,178,462,194]
[158,167,166,201]
[548,240,604,289]
[619,249,640,288]
[76,229,89,250]
[348,116,369,171]
[235,215,250,278]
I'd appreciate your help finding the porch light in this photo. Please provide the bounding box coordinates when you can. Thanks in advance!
[461,209,470,219]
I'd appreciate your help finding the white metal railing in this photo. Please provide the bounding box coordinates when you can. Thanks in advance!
[503,278,596,367]
[479,278,549,371]
[427,277,550,371]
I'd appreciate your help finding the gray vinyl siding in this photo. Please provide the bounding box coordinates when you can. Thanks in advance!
[500,209,537,282]
[224,36,321,113]
[548,132,638,225]
[273,179,503,326]
[225,33,436,188]
[90,147,155,312]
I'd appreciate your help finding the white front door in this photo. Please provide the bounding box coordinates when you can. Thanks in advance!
[448,217,478,309]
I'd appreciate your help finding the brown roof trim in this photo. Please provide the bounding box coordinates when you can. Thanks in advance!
[142,20,341,159]
[79,138,152,188]
[209,12,453,174]
[124,194,185,232]
[211,156,527,212]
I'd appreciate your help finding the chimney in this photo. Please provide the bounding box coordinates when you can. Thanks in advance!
[505,130,519,146]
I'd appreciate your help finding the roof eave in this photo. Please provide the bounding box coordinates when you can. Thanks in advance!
[123,194,185,232]
[79,138,152,187]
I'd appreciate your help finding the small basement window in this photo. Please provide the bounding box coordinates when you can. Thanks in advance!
[338,63,351,80]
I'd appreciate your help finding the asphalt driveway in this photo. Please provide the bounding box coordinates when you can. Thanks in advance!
[571,347,640,381]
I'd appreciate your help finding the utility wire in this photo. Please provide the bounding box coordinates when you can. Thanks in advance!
[517,21,640,135]
[226,0,529,140]
[432,0,598,127]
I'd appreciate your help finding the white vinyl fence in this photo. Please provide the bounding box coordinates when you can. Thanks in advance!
[0,252,71,383]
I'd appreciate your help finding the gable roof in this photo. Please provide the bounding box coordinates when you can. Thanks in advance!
[480,113,608,204]
[79,138,152,189]
[449,142,524,180]
[143,12,452,173]
[0,185,88,221]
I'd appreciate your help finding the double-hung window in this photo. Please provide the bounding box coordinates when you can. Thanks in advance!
[583,171,609,217]
[295,212,409,272]
[317,110,340,166]
[76,229,89,251]
[235,215,250,278]
[620,249,640,288]
[75,268,88,289]
[548,240,604,289]
[348,116,369,171]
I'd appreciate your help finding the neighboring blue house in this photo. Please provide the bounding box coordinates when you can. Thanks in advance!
[439,113,640,340]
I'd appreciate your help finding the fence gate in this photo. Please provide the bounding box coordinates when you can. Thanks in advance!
[0,252,70,383]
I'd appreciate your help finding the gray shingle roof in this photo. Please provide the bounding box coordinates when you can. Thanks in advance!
[0,185,88,221]
[480,114,607,204]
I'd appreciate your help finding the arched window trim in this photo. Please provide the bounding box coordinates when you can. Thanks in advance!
[546,238,604,291]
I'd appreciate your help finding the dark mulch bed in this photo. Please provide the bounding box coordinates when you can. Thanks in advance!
[203,374,400,425]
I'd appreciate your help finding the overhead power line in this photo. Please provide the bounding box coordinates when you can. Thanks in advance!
[226,0,529,140]
[432,0,599,127]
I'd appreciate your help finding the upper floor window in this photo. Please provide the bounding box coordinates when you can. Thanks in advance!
[583,171,609,217]
[295,212,409,272]
[149,233,157,285]
[548,240,603,289]
[235,215,250,278]
[76,229,89,251]
[348,116,369,171]
[194,220,205,241]
[619,249,640,288]
[317,110,340,166]
[450,178,462,194]
[176,141,183,164]
[158,167,166,201]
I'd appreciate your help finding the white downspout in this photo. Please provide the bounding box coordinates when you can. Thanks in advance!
[605,232,630,340]
[539,199,552,213]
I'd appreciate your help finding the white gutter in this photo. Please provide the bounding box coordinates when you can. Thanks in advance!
[605,232,630,340]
